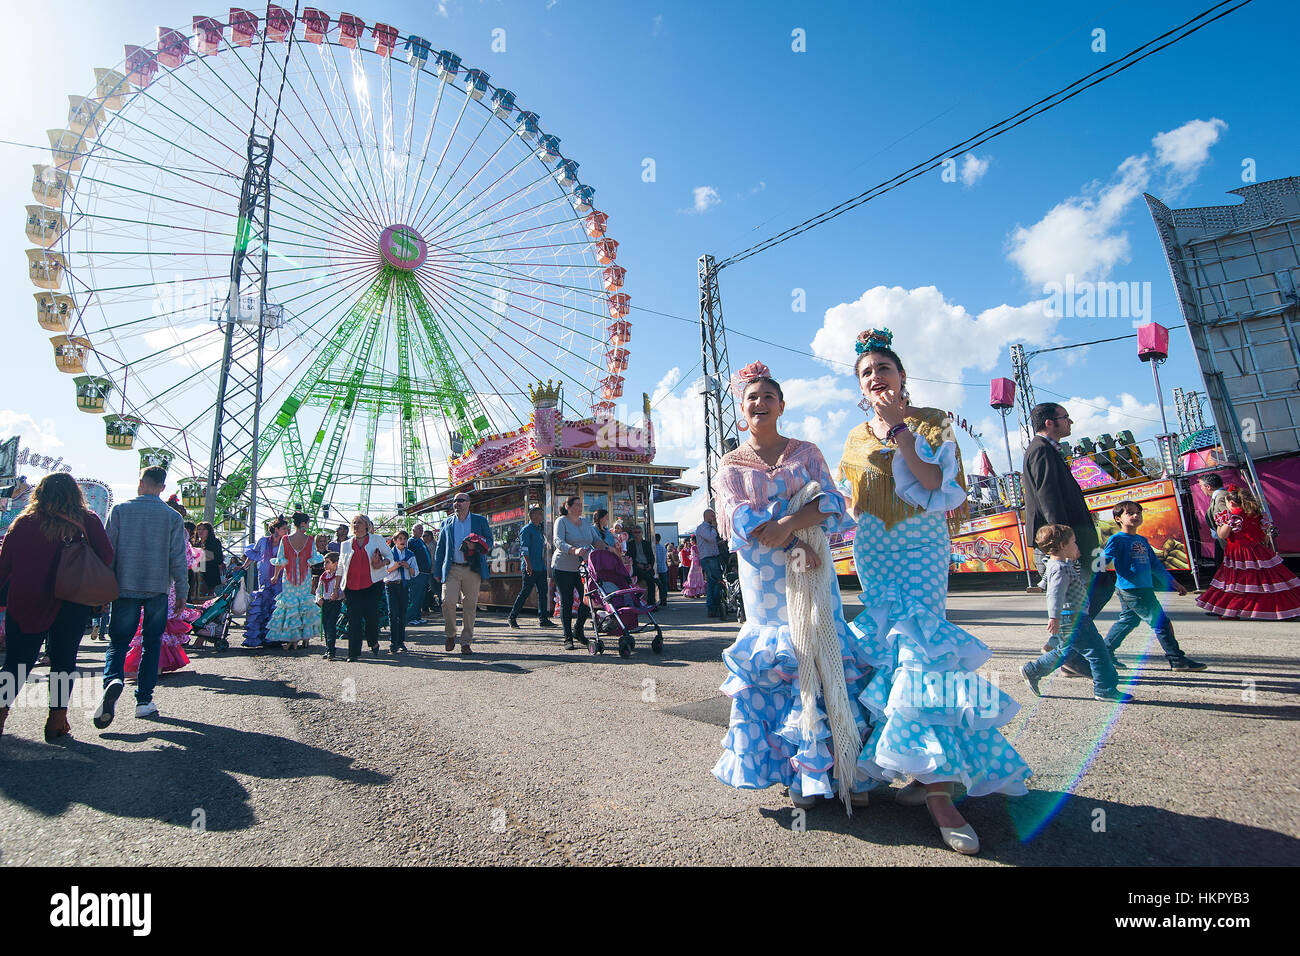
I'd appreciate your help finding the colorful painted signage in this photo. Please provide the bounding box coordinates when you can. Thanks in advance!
[951,510,1028,573]
[1069,457,1115,490]
[1085,479,1190,571]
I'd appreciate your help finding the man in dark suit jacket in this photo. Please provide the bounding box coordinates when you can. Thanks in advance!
[626,525,657,606]
[1022,403,1115,678]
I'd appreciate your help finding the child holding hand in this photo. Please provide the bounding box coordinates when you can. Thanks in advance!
[1020,524,1129,702]
[1103,501,1207,671]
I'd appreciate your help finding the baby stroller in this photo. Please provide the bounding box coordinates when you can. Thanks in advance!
[187,568,243,652]
[581,549,664,658]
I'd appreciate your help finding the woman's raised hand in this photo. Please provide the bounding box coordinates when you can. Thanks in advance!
[872,387,907,428]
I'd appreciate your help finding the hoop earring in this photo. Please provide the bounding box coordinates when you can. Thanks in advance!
[858,396,870,413]
[901,386,911,403]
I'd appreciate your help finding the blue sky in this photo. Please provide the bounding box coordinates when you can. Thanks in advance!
[2,0,1295,523]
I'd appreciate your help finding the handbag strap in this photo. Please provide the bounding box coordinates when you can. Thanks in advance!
[59,512,89,543]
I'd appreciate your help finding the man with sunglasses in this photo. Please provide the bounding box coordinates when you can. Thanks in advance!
[431,492,494,654]
[1022,403,1115,680]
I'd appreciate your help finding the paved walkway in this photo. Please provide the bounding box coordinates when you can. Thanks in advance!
[1,589,1296,865]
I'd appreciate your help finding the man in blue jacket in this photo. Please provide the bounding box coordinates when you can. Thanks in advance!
[432,493,493,654]
[406,521,433,626]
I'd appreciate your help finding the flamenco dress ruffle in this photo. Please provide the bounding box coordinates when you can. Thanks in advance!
[266,576,324,643]
[713,492,875,800]
[242,580,281,647]
[125,587,192,677]
[682,558,706,597]
[849,435,1031,798]
[1196,540,1300,620]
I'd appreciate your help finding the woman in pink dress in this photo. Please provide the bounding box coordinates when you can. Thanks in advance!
[683,540,706,597]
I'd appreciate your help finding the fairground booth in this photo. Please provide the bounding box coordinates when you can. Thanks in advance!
[411,382,693,609]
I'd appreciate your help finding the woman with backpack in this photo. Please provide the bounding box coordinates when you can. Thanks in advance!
[0,473,113,742]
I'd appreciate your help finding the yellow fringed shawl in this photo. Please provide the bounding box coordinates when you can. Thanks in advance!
[837,406,969,537]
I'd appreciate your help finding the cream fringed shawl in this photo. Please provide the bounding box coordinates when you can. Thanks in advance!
[837,406,968,536]
[785,480,860,815]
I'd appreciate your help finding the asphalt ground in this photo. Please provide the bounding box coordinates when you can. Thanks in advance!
[1,587,1297,866]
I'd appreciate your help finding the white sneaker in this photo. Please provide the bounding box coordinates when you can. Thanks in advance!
[135,701,160,718]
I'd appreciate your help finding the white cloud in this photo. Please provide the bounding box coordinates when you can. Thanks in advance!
[786,409,849,444]
[1055,392,1163,443]
[1152,117,1227,180]
[1006,118,1225,288]
[651,13,663,36]
[779,375,856,412]
[688,186,721,214]
[650,367,704,464]
[960,152,991,187]
[0,410,64,452]
[1006,155,1149,287]
[809,286,1057,411]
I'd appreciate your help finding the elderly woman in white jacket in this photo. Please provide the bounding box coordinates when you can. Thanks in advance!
[336,514,393,661]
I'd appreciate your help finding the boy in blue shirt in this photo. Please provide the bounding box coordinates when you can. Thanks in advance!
[1103,501,1206,671]
[1020,524,1129,701]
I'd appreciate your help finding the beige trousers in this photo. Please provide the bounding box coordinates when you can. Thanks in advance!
[442,563,482,644]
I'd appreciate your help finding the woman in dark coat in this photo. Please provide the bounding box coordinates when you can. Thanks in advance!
[0,473,113,742]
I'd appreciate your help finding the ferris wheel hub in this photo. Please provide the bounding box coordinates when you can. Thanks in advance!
[379,224,428,272]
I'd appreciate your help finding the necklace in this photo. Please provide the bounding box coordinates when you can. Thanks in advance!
[746,436,790,472]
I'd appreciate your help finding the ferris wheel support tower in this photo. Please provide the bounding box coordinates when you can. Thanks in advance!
[698,254,739,509]
[204,130,277,542]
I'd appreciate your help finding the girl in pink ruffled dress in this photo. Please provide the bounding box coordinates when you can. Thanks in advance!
[125,541,202,678]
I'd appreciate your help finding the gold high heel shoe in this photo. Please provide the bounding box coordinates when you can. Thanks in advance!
[925,790,979,855]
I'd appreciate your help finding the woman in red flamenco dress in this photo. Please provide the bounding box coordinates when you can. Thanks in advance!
[1196,487,1300,621]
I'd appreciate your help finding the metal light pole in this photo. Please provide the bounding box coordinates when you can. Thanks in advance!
[991,378,1034,590]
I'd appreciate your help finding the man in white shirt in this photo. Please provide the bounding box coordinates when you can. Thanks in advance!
[695,509,723,618]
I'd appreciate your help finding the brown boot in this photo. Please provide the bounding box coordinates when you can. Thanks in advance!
[44,707,72,744]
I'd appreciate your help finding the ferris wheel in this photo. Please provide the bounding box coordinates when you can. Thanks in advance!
[27,6,633,533]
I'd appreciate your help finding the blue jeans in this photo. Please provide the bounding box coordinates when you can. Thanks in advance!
[405,573,428,621]
[510,569,549,621]
[1105,588,1186,661]
[1025,612,1119,695]
[701,556,723,615]
[105,594,169,704]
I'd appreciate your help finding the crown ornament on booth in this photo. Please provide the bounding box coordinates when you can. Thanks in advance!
[528,380,562,404]
[855,327,894,355]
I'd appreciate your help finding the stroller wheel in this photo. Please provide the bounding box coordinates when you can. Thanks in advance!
[650,626,664,655]
[214,636,229,652]
[618,634,633,658]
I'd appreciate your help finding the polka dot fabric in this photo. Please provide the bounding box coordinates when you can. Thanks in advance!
[850,509,1031,797]
[712,451,877,800]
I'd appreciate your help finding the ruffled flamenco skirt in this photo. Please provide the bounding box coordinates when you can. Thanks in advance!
[125,601,195,677]
[242,580,282,647]
[712,547,874,800]
[266,578,323,643]
[848,512,1031,797]
[682,561,706,598]
[1196,541,1300,620]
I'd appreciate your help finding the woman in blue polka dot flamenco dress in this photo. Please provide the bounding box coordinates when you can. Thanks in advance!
[712,362,876,815]
[839,329,1030,855]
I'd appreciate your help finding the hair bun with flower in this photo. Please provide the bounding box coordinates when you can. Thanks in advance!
[855,328,894,355]
[730,360,773,399]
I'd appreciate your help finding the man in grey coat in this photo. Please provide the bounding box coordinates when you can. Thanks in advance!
[94,466,189,727]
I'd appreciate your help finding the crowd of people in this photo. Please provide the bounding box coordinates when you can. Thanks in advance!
[2,324,1297,858]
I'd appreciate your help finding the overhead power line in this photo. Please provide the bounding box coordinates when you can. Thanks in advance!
[715,0,1254,270]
